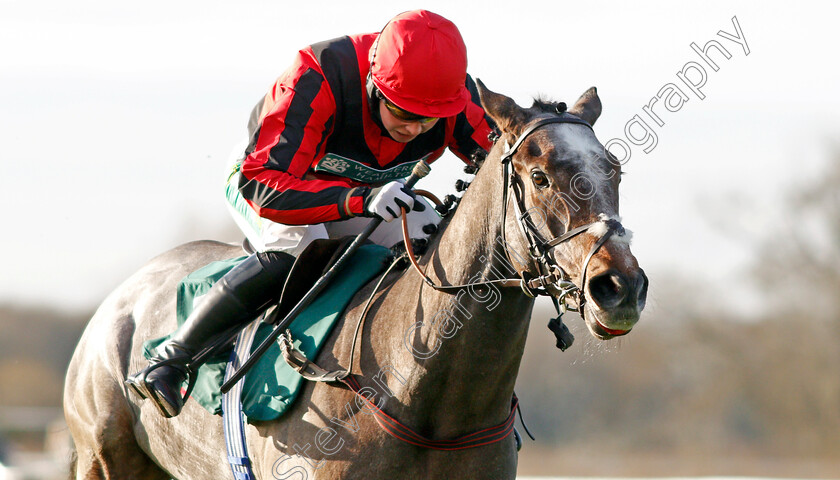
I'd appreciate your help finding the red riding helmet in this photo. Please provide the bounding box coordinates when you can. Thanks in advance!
[369,10,469,118]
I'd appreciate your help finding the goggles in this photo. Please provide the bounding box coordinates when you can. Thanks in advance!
[380,94,438,124]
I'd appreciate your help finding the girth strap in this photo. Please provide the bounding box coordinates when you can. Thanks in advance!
[277,327,520,451]
[341,375,518,451]
[278,330,347,383]
[221,320,260,480]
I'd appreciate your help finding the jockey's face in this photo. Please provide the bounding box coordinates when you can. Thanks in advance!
[379,100,439,143]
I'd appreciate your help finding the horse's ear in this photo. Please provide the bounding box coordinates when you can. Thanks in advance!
[568,87,602,126]
[476,79,528,136]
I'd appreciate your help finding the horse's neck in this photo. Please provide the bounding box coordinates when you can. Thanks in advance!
[380,153,535,437]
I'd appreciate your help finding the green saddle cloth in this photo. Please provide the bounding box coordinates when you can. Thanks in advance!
[142,244,391,421]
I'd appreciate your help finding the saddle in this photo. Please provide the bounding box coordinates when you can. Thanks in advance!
[142,239,392,421]
[271,236,357,323]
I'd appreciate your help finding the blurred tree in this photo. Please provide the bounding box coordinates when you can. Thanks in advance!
[750,145,840,322]
[515,144,840,475]
[741,145,840,455]
[0,306,87,408]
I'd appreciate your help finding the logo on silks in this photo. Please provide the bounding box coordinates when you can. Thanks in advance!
[314,153,430,183]
[318,156,349,173]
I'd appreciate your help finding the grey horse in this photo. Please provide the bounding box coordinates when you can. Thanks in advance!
[64,82,647,479]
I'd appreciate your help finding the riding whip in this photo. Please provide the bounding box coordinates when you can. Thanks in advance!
[220,160,432,393]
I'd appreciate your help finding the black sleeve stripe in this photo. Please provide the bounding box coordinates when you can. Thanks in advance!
[314,114,334,159]
[247,95,266,139]
[465,75,482,106]
[311,36,360,130]
[453,110,478,155]
[244,95,267,157]
[336,187,352,219]
[453,75,495,159]
[266,68,324,172]
[239,174,347,212]
[465,74,495,130]
[245,125,261,158]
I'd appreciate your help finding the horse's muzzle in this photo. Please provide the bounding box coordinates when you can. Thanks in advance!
[585,268,648,336]
[588,268,648,311]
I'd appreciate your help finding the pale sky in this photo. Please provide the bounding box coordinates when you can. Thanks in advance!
[2,0,838,314]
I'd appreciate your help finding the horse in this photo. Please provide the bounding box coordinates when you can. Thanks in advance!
[63,82,647,479]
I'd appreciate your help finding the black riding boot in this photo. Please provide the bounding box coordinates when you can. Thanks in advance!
[126,251,294,418]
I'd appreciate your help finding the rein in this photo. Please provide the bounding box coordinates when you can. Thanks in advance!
[278,254,523,451]
[402,114,627,319]
[279,113,628,454]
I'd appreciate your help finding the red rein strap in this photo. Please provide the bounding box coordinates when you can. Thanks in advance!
[363,193,515,450]
[399,195,524,292]
[341,376,518,451]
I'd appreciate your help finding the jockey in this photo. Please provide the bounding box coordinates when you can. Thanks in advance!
[128,9,495,418]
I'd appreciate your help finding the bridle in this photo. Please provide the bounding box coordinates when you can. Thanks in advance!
[279,113,631,453]
[499,114,626,318]
[402,113,628,321]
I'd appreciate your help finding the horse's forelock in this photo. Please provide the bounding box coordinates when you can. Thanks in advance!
[531,97,567,114]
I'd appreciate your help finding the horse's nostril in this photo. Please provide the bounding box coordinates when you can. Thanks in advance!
[635,269,649,308]
[588,271,628,309]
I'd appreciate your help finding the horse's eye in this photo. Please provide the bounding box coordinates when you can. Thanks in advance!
[531,171,550,188]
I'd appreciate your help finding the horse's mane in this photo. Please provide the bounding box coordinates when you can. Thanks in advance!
[424,96,566,246]
[531,96,567,114]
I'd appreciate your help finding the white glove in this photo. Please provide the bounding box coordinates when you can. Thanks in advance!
[363,181,424,222]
